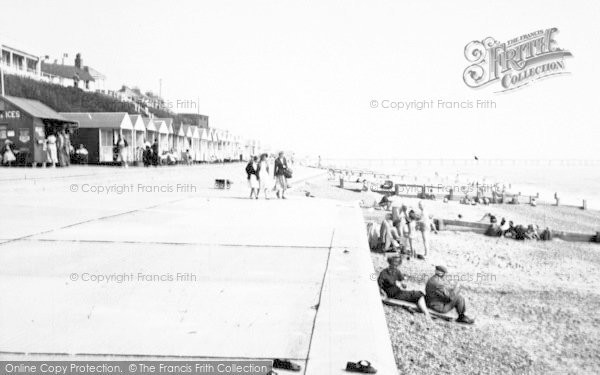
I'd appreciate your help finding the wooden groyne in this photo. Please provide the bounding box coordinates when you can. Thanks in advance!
[436,219,600,244]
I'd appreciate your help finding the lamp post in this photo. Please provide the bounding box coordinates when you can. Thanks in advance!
[0,41,4,97]
[1,63,5,97]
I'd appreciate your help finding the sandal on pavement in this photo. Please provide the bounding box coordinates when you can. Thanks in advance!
[272,359,301,372]
[346,360,377,373]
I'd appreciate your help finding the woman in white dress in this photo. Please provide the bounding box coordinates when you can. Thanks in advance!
[46,133,58,168]
[2,140,17,166]
[257,153,271,199]
[245,156,260,199]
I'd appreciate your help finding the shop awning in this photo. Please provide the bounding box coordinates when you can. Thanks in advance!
[60,112,133,130]
[3,95,78,125]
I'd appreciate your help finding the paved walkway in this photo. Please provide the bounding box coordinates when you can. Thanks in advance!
[0,164,396,374]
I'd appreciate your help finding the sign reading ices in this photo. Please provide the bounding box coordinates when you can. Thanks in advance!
[463,28,572,92]
[0,110,21,119]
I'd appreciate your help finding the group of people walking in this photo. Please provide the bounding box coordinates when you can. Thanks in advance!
[246,151,292,199]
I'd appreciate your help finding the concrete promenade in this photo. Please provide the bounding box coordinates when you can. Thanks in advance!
[0,164,396,374]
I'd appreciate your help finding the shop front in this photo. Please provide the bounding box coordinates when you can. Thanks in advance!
[0,95,78,166]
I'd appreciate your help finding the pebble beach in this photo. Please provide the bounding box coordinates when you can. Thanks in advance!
[291,174,600,375]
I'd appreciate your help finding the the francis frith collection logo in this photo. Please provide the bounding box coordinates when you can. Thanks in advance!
[463,28,572,92]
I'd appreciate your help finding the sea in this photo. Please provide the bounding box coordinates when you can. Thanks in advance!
[319,159,600,210]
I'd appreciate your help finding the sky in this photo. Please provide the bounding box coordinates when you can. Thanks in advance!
[1,0,598,159]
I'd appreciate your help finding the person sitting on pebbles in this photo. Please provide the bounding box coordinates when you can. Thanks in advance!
[425,265,474,324]
[378,256,431,320]
[379,214,402,251]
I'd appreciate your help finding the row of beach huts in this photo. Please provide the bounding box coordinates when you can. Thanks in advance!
[0,95,262,165]
[62,112,257,164]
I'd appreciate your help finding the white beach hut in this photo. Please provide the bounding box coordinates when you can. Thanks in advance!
[129,114,146,162]
[153,119,169,153]
[189,125,200,162]
[198,127,210,162]
[143,117,157,146]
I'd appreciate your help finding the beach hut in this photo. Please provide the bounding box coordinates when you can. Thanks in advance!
[154,118,174,152]
[223,131,232,161]
[61,112,134,163]
[245,139,257,160]
[214,129,225,161]
[173,122,186,157]
[184,125,200,161]
[198,127,210,162]
[233,135,243,161]
[223,130,232,161]
[129,114,146,162]
[207,128,217,162]
[153,119,169,153]
[189,126,199,162]
[166,120,174,151]
[142,117,157,146]
[0,95,78,166]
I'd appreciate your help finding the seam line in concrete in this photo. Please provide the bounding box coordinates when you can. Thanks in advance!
[302,229,335,375]
[11,238,335,250]
[0,351,305,361]
[0,197,192,248]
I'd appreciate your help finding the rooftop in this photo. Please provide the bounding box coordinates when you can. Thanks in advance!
[41,62,95,82]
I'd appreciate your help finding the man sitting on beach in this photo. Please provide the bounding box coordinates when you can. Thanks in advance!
[484,216,502,237]
[378,256,431,320]
[425,265,474,324]
[379,214,402,251]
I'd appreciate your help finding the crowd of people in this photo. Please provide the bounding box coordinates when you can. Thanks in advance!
[42,127,83,167]
[1,127,89,168]
[371,202,555,326]
[370,198,478,324]
[245,151,292,199]
[483,214,552,241]
[368,199,437,260]
[140,139,195,168]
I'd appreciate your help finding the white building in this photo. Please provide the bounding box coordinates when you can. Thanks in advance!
[0,37,42,80]
[41,53,98,91]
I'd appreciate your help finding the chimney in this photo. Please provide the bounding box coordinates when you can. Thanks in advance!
[75,53,82,69]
